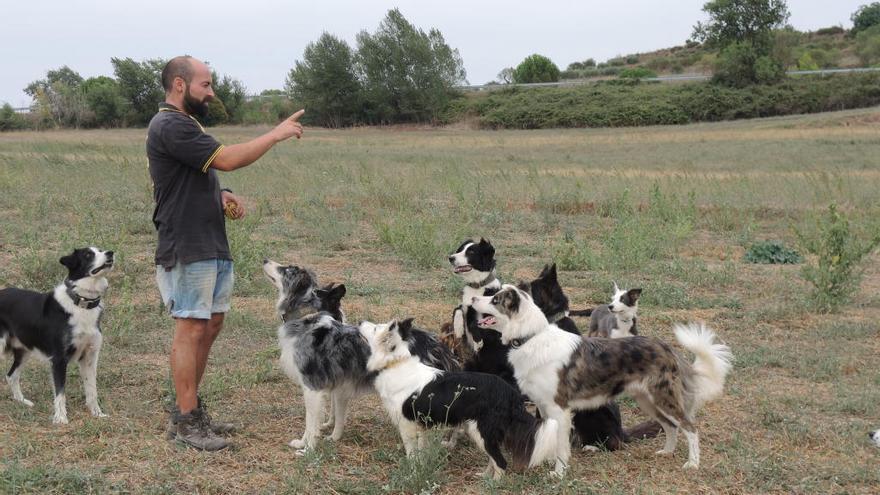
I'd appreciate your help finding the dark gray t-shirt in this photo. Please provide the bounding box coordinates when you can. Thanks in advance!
[147,103,231,268]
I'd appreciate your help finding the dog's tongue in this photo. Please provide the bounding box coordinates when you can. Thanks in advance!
[477,315,497,327]
[454,265,472,273]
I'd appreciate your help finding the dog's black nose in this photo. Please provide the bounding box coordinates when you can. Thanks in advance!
[263,259,269,264]
[608,305,614,311]
[106,251,114,258]
[448,256,455,264]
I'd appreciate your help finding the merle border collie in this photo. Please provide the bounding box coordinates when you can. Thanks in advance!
[0,247,114,424]
[360,318,558,479]
[584,282,642,338]
[262,259,459,454]
[473,285,733,475]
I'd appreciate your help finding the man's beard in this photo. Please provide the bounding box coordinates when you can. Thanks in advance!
[183,86,211,118]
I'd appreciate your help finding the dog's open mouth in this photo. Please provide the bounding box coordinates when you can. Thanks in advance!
[477,315,497,327]
[91,262,113,275]
[453,265,473,274]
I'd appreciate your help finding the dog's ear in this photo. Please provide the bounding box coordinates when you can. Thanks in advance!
[540,263,557,282]
[477,238,495,257]
[627,288,642,304]
[612,281,620,293]
[516,280,530,292]
[392,318,413,341]
[59,251,80,270]
[328,284,347,301]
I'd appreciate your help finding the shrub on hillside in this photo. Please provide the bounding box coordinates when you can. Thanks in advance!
[619,67,657,79]
[513,54,560,83]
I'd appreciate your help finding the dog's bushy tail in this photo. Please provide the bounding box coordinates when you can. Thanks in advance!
[504,411,558,470]
[674,322,733,412]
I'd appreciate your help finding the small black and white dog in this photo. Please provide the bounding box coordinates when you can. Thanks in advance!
[584,282,642,338]
[871,429,880,448]
[262,260,459,454]
[0,247,114,424]
[448,238,502,354]
[361,318,558,479]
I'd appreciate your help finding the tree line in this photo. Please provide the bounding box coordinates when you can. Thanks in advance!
[5,3,880,131]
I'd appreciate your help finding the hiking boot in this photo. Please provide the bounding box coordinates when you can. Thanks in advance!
[174,408,229,451]
[165,397,238,439]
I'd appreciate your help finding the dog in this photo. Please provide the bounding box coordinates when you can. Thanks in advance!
[0,247,114,424]
[262,259,459,454]
[448,238,502,354]
[871,430,880,448]
[360,318,558,479]
[472,285,732,475]
[580,282,641,338]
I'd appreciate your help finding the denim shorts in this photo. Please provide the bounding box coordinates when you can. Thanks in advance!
[156,259,234,319]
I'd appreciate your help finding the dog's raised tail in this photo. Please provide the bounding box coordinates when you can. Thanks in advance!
[504,413,559,470]
[674,322,733,411]
[567,308,592,317]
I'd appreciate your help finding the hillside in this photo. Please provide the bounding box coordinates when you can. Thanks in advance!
[562,27,862,80]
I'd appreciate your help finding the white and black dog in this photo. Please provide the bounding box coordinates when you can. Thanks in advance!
[262,260,459,454]
[0,247,114,424]
[870,429,880,448]
[360,318,558,479]
[473,285,732,475]
[448,238,502,354]
[582,282,642,338]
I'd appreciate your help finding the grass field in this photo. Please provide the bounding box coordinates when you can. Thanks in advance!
[1,107,879,494]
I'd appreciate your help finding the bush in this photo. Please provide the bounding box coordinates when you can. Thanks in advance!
[444,72,880,129]
[0,104,28,131]
[856,24,880,65]
[713,42,785,87]
[815,26,846,36]
[513,54,560,83]
[744,240,803,264]
[625,55,640,64]
[796,204,880,313]
[619,67,657,79]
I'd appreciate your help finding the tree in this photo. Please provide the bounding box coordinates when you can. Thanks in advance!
[852,3,880,34]
[513,54,560,83]
[692,0,790,86]
[497,67,515,84]
[856,24,880,65]
[24,66,89,128]
[0,104,28,131]
[356,8,467,124]
[81,76,127,127]
[112,57,166,126]
[692,0,790,51]
[286,32,363,128]
[212,72,247,123]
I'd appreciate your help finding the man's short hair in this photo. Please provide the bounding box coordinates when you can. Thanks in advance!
[161,56,195,92]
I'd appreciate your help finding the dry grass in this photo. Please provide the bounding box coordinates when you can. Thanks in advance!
[1,107,879,493]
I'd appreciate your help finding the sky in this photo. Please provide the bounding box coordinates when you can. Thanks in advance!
[0,0,869,107]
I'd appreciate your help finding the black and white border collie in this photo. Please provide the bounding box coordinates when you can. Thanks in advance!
[473,285,733,476]
[360,318,558,479]
[586,282,642,338]
[870,429,880,448]
[0,247,114,424]
[262,259,459,454]
[448,238,501,354]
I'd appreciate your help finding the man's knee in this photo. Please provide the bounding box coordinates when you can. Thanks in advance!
[175,318,211,343]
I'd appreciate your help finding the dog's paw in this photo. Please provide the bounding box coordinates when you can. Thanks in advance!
[655,449,674,456]
[17,398,34,407]
[325,431,343,442]
[53,415,69,425]
[289,438,306,449]
[294,448,307,457]
[682,460,699,469]
[581,445,601,452]
[92,411,109,418]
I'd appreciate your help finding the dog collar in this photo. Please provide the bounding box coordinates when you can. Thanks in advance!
[64,280,102,309]
[378,357,409,371]
[467,272,498,289]
[509,335,533,349]
[281,308,321,323]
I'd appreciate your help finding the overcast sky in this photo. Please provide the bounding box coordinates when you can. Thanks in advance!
[1,0,868,106]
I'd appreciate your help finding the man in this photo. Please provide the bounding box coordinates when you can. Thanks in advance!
[147,55,304,451]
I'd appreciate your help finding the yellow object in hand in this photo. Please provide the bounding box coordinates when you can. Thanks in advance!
[224,201,240,219]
